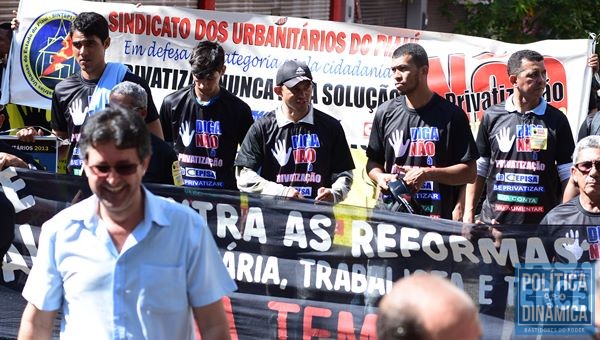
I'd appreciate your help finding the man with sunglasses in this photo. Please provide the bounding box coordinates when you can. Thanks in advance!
[234,60,355,202]
[539,135,600,264]
[159,41,253,190]
[18,108,236,339]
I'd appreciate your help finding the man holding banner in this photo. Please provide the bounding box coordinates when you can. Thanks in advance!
[366,43,479,219]
[16,12,163,175]
[235,59,355,202]
[18,108,235,339]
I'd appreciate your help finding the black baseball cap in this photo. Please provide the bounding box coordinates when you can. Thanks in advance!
[276,60,313,88]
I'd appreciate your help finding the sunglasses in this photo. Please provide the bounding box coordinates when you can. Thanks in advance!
[575,160,600,174]
[87,163,140,177]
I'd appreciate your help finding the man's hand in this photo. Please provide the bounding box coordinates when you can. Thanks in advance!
[178,121,195,147]
[0,152,28,169]
[271,139,292,167]
[315,187,334,203]
[401,166,428,193]
[588,53,599,73]
[11,10,19,30]
[69,98,88,126]
[16,127,43,143]
[284,186,303,198]
[388,129,410,158]
[374,172,397,191]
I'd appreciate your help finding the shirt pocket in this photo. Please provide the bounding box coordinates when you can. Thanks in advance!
[139,265,188,313]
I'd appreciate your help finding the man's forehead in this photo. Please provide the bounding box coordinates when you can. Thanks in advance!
[71,31,102,43]
[391,54,414,66]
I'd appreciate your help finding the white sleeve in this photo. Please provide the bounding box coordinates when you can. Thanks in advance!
[330,170,353,203]
[476,157,491,178]
[235,166,290,197]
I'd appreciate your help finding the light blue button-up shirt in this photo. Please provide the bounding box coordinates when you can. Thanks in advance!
[23,187,236,339]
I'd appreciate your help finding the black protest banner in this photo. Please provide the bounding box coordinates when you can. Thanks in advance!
[1,168,585,338]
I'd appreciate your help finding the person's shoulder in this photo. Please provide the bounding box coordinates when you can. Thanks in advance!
[376,95,402,112]
[545,103,569,120]
[147,191,204,226]
[219,87,251,109]
[151,134,177,157]
[122,70,148,85]
[54,73,83,92]
[254,110,276,124]
[163,84,193,102]
[313,108,342,126]
[543,199,579,222]
[44,195,96,231]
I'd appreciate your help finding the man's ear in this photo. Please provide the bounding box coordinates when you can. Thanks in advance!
[274,85,282,96]
[509,74,518,87]
[103,37,111,49]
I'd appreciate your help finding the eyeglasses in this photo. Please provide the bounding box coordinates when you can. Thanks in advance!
[87,163,140,177]
[574,160,600,174]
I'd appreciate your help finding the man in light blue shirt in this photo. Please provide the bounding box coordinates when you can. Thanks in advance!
[18,107,236,339]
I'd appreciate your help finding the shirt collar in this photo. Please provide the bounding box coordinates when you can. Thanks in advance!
[76,186,170,228]
[275,105,314,127]
[505,94,547,116]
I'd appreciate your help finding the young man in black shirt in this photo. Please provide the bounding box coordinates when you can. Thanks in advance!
[235,60,354,202]
[366,43,478,219]
[160,41,253,190]
[17,12,163,175]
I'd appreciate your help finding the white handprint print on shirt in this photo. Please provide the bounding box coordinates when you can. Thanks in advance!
[562,229,584,261]
[179,121,195,147]
[69,98,89,126]
[495,127,515,153]
[388,129,410,158]
[271,139,292,166]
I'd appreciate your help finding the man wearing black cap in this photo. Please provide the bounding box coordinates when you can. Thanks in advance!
[160,41,253,189]
[235,60,355,202]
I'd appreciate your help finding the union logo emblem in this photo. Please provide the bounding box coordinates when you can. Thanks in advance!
[20,10,78,99]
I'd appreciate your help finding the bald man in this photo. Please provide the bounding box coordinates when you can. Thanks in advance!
[377,273,481,340]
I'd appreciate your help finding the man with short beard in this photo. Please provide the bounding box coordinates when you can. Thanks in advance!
[366,43,478,219]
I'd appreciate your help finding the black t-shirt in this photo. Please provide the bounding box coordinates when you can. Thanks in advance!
[235,108,355,199]
[51,71,159,175]
[144,134,177,185]
[160,85,253,190]
[476,102,574,224]
[366,93,479,219]
[539,198,600,263]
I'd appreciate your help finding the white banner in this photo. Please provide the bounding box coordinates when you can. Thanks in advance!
[2,0,594,206]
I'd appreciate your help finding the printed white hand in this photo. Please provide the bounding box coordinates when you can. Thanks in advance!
[562,229,583,261]
[388,129,410,158]
[179,121,195,147]
[69,98,89,126]
[495,127,515,153]
[271,139,292,166]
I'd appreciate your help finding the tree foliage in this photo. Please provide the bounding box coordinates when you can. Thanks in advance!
[443,0,600,45]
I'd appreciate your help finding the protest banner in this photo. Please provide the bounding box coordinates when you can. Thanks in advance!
[1,0,593,207]
[1,168,595,338]
[0,135,58,172]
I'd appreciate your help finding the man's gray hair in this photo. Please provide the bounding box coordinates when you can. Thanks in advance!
[110,81,148,109]
[573,135,600,164]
